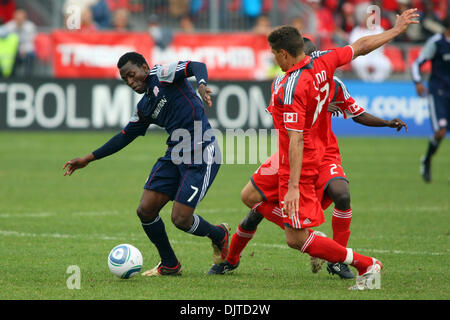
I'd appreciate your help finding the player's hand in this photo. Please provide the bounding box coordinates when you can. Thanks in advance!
[415,82,427,97]
[387,118,408,132]
[328,101,343,117]
[198,84,213,108]
[283,186,299,218]
[63,156,91,176]
[393,8,419,34]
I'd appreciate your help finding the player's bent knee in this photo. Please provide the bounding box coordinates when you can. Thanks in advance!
[286,238,303,251]
[171,213,191,231]
[241,183,263,208]
[136,205,159,222]
[333,192,351,211]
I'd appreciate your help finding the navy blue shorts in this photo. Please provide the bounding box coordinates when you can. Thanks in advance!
[428,90,450,132]
[144,143,220,208]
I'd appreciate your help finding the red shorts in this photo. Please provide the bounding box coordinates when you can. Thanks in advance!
[251,152,279,203]
[315,159,348,210]
[278,174,324,229]
[252,152,324,230]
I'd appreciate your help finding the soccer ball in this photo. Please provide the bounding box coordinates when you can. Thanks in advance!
[108,244,143,279]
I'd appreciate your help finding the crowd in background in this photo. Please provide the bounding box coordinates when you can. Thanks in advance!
[0,0,449,79]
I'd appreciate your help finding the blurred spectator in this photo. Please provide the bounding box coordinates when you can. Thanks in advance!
[252,14,271,35]
[63,0,99,30]
[242,0,262,18]
[0,8,36,76]
[290,16,305,32]
[0,32,18,78]
[190,0,204,16]
[305,0,337,48]
[372,0,393,30]
[79,7,99,31]
[168,0,189,19]
[179,15,195,32]
[147,14,173,49]
[392,0,423,42]
[0,0,16,24]
[106,0,143,12]
[112,8,130,31]
[91,0,112,29]
[338,2,356,33]
[381,0,399,11]
[349,3,392,82]
[419,0,446,39]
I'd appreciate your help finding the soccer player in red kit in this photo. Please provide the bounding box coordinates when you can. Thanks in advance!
[209,9,418,290]
[209,73,407,279]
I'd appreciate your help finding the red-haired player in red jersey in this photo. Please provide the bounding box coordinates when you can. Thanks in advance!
[209,9,417,290]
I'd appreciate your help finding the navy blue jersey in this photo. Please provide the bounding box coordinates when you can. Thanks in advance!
[412,33,450,96]
[123,61,214,160]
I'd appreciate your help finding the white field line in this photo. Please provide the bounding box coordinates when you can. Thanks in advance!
[0,229,448,257]
[1,204,447,219]
[0,208,244,218]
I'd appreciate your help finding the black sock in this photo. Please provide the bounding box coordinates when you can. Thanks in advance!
[425,137,441,162]
[186,214,225,243]
[141,216,178,267]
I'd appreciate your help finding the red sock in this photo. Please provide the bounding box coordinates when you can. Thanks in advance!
[253,202,285,229]
[332,207,352,247]
[302,231,373,275]
[226,225,256,265]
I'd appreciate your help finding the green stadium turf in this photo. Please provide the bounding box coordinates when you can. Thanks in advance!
[0,131,448,300]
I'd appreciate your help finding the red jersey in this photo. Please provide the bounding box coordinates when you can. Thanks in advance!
[269,46,354,182]
[321,76,365,164]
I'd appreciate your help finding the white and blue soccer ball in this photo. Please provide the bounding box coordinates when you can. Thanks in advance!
[108,244,143,279]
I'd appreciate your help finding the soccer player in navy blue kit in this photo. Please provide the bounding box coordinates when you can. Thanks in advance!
[63,52,230,276]
[412,15,450,183]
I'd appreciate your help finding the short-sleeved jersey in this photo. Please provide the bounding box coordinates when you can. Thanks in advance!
[122,61,214,160]
[321,76,365,163]
[269,46,354,180]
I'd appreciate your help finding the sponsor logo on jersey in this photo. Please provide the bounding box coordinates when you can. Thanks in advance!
[152,97,167,119]
[283,112,298,123]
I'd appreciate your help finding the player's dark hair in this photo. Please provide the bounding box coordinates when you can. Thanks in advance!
[303,37,317,56]
[268,26,304,57]
[117,52,148,69]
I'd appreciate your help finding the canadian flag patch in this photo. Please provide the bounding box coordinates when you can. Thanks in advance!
[283,112,298,123]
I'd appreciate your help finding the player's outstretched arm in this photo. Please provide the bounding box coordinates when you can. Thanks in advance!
[350,8,419,59]
[63,129,139,176]
[353,113,408,132]
[63,153,95,176]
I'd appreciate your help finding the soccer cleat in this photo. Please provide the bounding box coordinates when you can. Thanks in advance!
[207,260,240,275]
[420,156,431,183]
[327,262,355,279]
[348,258,383,291]
[211,223,231,264]
[141,261,182,277]
[310,231,327,273]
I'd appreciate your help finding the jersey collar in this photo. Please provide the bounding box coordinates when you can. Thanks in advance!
[285,55,311,74]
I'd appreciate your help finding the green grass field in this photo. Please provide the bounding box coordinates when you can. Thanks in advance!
[0,131,449,300]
